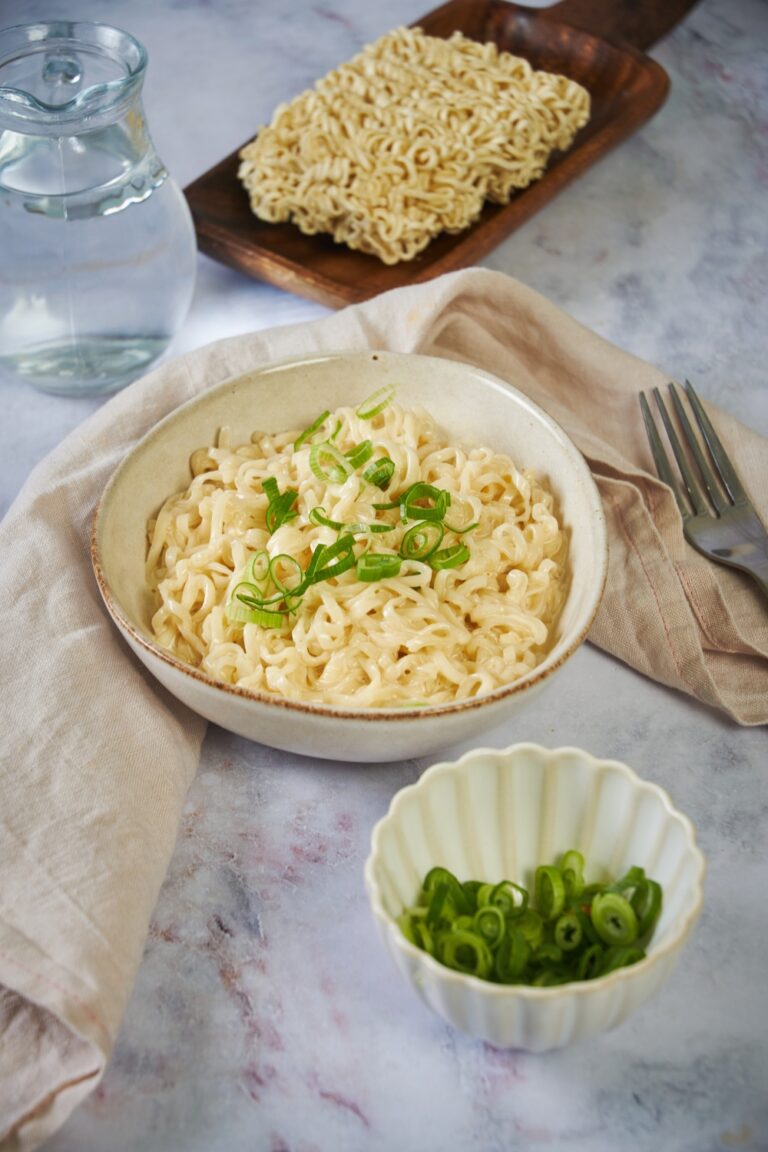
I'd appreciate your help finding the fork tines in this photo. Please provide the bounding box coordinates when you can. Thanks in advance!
[640,379,748,519]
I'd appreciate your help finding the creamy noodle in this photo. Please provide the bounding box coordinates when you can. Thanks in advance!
[147,401,568,707]
[238,26,591,264]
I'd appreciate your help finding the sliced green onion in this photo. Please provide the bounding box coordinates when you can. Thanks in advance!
[356,384,396,419]
[536,942,564,966]
[532,969,568,987]
[554,910,583,952]
[443,497,478,535]
[489,880,528,919]
[400,482,451,523]
[427,881,451,928]
[632,879,663,940]
[563,867,584,902]
[438,930,493,979]
[268,553,304,595]
[262,476,279,504]
[600,946,646,974]
[294,410,331,450]
[442,497,476,536]
[310,533,357,582]
[246,550,270,586]
[422,867,471,915]
[429,543,470,571]
[230,581,293,610]
[591,892,638,946]
[576,943,604,981]
[309,506,394,536]
[356,554,402,582]
[399,520,445,560]
[232,603,289,629]
[516,909,545,950]
[535,865,567,921]
[444,519,478,536]
[309,506,344,530]
[476,883,495,909]
[560,850,586,876]
[397,853,661,987]
[363,457,395,489]
[609,865,647,894]
[398,912,435,956]
[304,541,328,585]
[494,929,530,982]
[226,598,264,624]
[265,488,299,533]
[309,442,355,484]
[345,439,374,469]
[461,880,483,910]
[560,850,585,901]
[474,905,506,949]
[574,906,600,946]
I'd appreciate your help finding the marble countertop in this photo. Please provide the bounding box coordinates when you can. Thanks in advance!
[3,0,767,1149]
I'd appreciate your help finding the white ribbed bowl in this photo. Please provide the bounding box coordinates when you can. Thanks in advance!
[364,744,705,1051]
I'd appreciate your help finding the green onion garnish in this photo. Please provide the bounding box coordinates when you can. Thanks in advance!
[397,852,663,986]
[428,543,470,570]
[261,477,299,534]
[356,384,396,420]
[310,533,357,581]
[488,880,528,919]
[345,439,374,469]
[474,905,507,948]
[294,410,331,451]
[356,554,402,581]
[309,442,355,485]
[535,865,567,921]
[590,892,638,946]
[399,521,445,561]
[363,457,395,489]
[632,878,663,937]
[266,490,299,534]
[400,482,451,523]
[225,404,487,627]
[438,930,493,979]
[309,507,394,535]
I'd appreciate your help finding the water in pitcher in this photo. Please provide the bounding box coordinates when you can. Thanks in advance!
[0,22,197,395]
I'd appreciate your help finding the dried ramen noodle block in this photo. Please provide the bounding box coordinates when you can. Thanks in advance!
[238,26,590,264]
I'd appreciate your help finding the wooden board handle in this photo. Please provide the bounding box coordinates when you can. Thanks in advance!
[542,0,701,50]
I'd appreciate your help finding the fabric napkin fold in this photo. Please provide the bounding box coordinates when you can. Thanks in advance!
[1,268,766,1149]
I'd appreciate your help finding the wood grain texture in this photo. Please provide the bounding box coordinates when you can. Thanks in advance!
[544,0,701,51]
[184,0,681,309]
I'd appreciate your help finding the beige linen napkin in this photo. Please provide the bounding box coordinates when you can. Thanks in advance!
[1,268,766,1149]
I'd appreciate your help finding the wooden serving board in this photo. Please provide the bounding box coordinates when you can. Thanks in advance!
[184,0,699,309]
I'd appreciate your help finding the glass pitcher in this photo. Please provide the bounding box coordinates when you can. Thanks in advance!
[0,21,197,396]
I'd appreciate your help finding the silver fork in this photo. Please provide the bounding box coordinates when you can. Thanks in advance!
[640,380,768,599]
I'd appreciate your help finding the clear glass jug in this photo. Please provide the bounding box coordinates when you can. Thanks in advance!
[0,21,197,395]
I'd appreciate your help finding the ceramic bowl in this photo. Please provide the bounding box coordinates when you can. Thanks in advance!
[91,351,607,762]
[364,744,705,1050]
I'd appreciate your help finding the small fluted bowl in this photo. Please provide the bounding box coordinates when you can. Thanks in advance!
[364,744,705,1051]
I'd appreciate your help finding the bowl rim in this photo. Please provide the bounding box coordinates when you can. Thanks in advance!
[364,742,707,996]
[91,349,608,721]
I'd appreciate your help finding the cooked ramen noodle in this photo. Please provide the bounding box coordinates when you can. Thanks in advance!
[147,399,568,707]
[238,26,590,264]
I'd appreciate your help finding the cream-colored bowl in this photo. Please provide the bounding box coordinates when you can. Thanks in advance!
[364,744,705,1049]
[91,351,607,762]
